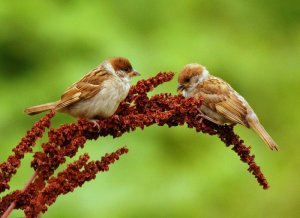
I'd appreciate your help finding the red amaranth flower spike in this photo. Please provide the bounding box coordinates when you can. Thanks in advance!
[0,72,271,218]
[24,147,128,217]
[0,111,55,193]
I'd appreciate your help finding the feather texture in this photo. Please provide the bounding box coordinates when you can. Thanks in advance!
[178,63,278,150]
[24,57,137,119]
[24,102,57,115]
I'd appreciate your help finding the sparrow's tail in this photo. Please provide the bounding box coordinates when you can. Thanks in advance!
[248,118,278,151]
[24,102,57,115]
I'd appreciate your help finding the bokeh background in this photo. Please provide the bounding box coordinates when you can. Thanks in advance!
[1,1,300,217]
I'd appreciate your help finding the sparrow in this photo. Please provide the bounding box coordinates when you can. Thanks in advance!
[25,57,140,120]
[177,63,278,151]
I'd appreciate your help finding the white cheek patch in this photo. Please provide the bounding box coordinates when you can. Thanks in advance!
[199,68,209,82]
[103,61,115,75]
[188,68,209,92]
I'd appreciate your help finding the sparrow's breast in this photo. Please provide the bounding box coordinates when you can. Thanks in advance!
[69,77,130,119]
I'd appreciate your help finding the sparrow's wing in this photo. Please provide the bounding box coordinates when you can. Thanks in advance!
[55,67,110,110]
[196,77,248,125]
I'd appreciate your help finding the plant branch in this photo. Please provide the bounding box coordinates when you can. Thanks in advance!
[0,72,270,217]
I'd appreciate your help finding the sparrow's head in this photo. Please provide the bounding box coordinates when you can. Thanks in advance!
[106,57,140,78]
[177,63,209,94]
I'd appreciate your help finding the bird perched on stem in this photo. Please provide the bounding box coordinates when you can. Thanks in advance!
[25,57,140,121]
[177,63,278,151]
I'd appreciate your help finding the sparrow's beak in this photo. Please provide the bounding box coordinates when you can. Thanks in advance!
[128,69,141,77]
[177,84,185,94]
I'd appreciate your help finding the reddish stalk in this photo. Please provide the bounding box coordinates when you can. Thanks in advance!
[1,172,37,218]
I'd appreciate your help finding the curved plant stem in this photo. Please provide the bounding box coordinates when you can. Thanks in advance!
[1,172,37,218]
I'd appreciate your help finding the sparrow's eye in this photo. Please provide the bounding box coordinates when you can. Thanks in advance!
[185,78,190,83]
[122,67,131,72]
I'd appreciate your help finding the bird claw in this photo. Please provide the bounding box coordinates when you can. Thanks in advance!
[88,119,100,130]
[195,114,204,123]
[195,108,205,122]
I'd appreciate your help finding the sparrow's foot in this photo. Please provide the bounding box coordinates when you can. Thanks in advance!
[111,115,120,121]
[195,112,204,123]
[87,119,100,130]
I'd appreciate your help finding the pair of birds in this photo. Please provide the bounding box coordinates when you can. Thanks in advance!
[25,57,278,151]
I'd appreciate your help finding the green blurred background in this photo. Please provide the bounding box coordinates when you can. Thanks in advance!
[1,1,299,217]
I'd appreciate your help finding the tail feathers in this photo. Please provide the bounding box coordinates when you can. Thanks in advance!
[248,119,278,151]
[24,102,57,115]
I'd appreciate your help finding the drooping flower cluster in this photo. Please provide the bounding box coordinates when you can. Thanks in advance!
[25,147,128,217]
[0,111,54,193]
[0,72,269,218]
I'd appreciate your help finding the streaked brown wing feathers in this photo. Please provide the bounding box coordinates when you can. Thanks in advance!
[197,78,248,125]
[55,67,109,110]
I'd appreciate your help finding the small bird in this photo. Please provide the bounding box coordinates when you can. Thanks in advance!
[25,57,140,120]
[177,63,278,151]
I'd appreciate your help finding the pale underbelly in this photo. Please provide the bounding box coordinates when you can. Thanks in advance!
[63,81,129,119]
